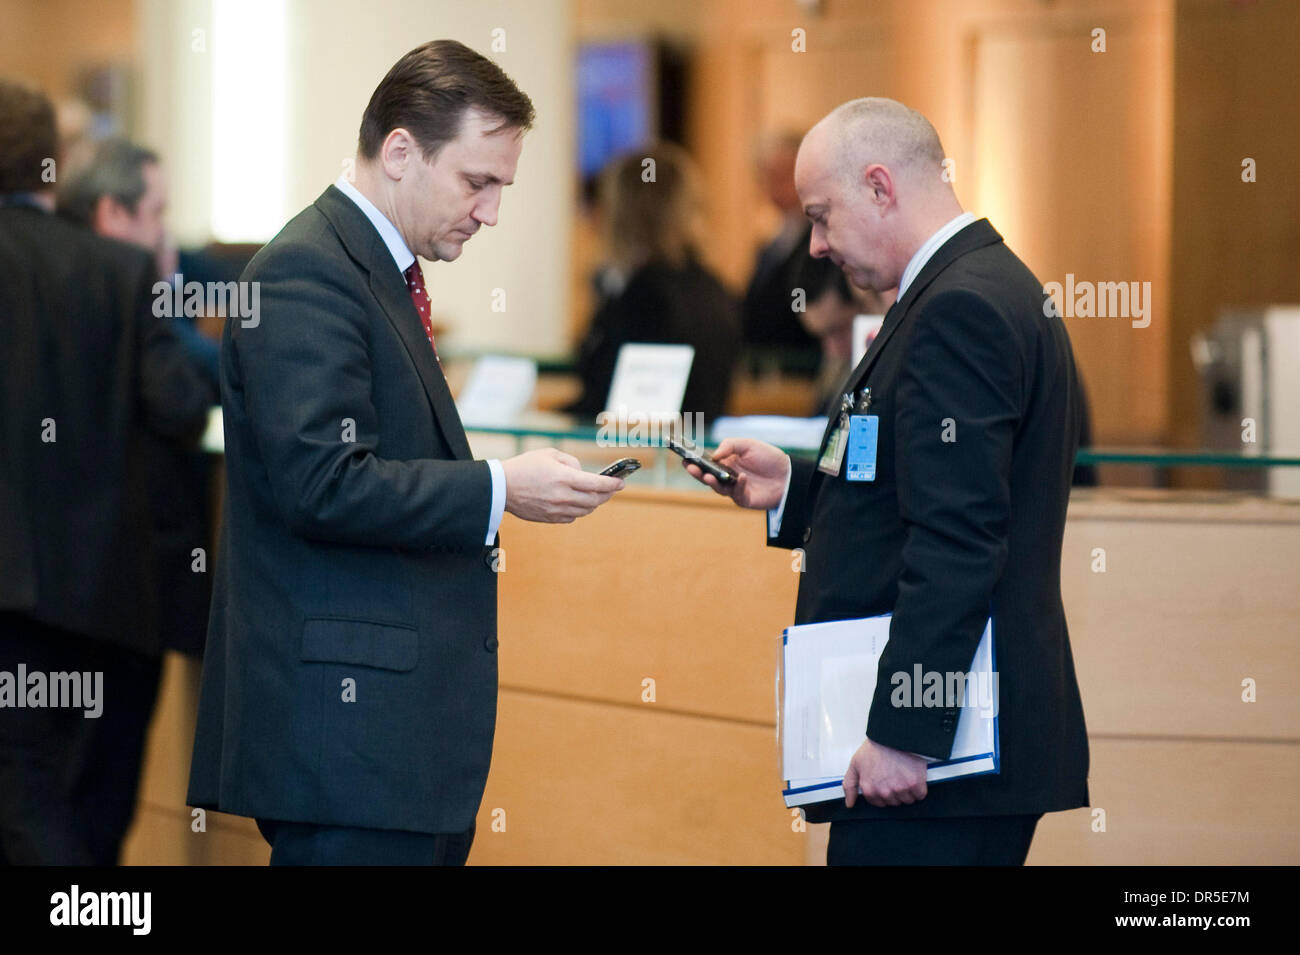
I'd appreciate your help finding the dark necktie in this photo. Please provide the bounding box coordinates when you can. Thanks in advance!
[403,261,438,361]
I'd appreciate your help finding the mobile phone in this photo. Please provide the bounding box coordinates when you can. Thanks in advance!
[665,437,736,484]
[600,457,642,479]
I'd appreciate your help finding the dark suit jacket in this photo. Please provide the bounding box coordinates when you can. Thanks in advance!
[567,255,741,425]
[770,219,1090,822]
[0,206,211,653]
[187,186,499,835]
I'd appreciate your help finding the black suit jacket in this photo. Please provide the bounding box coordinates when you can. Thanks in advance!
[0,206,211,653]
[771,219,1090,822]
[187,186,499,835]
[567,256,741,425]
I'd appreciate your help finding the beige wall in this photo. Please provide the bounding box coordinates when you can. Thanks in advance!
[135,0,576,355]
[0,0,135,99]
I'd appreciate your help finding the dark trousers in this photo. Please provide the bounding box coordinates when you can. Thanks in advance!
[255,818,476,866]
[827,813,1042,866]
[0,613,162,865]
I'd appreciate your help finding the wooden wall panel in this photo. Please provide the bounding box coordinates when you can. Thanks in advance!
[1168,0,1300,454]
[1027,738,1299,865]
[969,9,1172,445]
[1063,492,1300,739]
[803,738,1300,866]
[497,489,797,723]
[470,690,805,865]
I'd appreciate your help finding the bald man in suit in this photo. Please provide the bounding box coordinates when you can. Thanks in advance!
[685,98,1089,865]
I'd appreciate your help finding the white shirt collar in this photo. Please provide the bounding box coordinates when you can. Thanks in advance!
[897,211,978,300]
[334,174,416,274]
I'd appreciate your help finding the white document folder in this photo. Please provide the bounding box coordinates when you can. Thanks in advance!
[779,613,1000,808]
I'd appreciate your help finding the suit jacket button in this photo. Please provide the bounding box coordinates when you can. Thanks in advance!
[484,636,499,653]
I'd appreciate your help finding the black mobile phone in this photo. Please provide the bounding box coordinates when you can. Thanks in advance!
[600,457,642,479]
[665,437,736,484]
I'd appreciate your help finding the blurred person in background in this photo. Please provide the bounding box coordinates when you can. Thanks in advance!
[59,138,219,383]
[740,130,833,376]
[566,142,740,425]
[0,80,211,865]
[60,139,221,662]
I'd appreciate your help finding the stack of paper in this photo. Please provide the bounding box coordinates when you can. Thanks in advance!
[780,613,999,808]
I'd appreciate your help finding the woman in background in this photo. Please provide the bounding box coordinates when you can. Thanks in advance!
[567,143,740,426]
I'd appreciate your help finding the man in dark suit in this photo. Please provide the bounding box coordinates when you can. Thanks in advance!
[684,98,1089,865]
[186,40,624,866]
[0,80,212,864]
[60,138,221,653]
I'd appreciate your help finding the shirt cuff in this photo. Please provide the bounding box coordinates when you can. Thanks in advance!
[485,458,506,545]
[766,455,794,538]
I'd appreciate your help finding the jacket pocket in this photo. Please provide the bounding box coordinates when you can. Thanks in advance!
[300,617,419,672]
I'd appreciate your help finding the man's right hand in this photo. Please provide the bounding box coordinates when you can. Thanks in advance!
[680,437,790,510]
[503,448,624,523]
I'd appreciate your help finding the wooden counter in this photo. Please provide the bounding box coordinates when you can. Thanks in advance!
[122,487,1300,865]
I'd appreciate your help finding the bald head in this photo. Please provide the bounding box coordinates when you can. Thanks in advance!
[817,97,947,187]
[795,97,962,292]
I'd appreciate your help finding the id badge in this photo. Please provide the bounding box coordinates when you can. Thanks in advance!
[817,419,849,476]
[844,415,879,482]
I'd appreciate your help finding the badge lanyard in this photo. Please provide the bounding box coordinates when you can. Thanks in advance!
[817,392,854,476]
[844,387,879,482]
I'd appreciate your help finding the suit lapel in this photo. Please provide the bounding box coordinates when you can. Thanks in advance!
[843,219,1003,398]
[812,297,904,453]
[315,186,474,461]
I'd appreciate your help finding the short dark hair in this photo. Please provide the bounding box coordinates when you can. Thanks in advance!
[357,39,535,162]
[58,138,160,226]
[0,79,57,194]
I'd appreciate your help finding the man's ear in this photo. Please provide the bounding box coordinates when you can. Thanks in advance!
[93,194,128,236]
[863,164,894,206]
[379,128,416,181]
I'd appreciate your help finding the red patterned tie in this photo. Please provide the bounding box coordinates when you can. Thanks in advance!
[403,261,438,361]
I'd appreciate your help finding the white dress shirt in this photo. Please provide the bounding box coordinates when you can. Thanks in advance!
[767,211,978,537]
[335,175,505,546]
[896,211,977,300]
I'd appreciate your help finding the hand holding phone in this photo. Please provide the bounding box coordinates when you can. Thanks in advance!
[677,437,791,510]
[665,437,735,484]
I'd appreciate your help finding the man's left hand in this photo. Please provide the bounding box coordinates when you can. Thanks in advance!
[843,739,929,808]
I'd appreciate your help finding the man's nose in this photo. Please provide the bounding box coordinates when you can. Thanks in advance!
[473,195,500,228]
[808,231,829,259]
